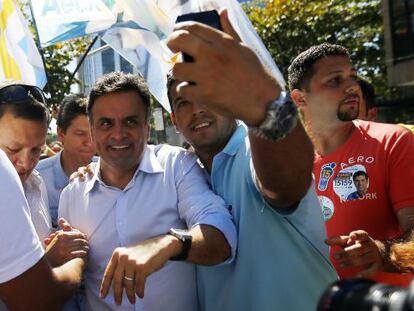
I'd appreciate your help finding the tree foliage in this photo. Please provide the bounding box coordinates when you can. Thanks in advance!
[18,0,92,106]
[244,0,387,95]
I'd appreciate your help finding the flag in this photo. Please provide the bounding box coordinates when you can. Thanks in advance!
[0,0,46,88]
[30,0,285,110]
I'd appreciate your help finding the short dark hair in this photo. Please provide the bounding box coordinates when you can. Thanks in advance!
[288,43,350,91]
[57,94,88,132]
[353,170,368,181]
[166,71,176,112]
[357,78,376,110]
[0,81,49,125]
[88,72,151,121]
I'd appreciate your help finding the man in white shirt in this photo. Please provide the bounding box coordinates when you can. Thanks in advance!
[0,83,85,310]
[59,72,237,310]
[0,81,88,267]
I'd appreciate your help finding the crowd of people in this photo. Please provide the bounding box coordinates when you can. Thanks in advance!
[0,8,414,311]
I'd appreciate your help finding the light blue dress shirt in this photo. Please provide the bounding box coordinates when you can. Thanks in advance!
[36,152,69,227]
[59,144,237,311]
[197,124,338,311]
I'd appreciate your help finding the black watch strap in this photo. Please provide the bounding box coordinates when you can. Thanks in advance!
[167,228,192,261]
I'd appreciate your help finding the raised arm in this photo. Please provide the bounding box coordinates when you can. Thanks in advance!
[167,9,313,208]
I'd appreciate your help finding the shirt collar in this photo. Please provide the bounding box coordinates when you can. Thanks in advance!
[53,151,69,188]
[85,145,164,193]
[220,122,247,156]
[24,169,42,188]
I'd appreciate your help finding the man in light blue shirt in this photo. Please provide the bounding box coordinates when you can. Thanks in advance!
[166,11,337,310]
[59,72,237,310]
[37,94,96,227]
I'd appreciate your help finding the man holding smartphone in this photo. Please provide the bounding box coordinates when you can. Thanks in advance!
[167,9,337,311]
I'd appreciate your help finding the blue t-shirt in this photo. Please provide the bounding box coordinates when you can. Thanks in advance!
[36,152,68,227]
[197,124,337,311]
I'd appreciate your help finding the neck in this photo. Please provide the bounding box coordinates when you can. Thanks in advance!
[99,162,138,189]
[306,120,355,157]
[61,151,90,178]
[195,151,216,174]
[194,125,237,174]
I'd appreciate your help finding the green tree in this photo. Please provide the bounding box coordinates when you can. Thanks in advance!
[18,0,92,105]
[41,38,92,105]
[245,0,387,95]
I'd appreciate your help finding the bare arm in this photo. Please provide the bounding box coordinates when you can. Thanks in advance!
[249,122,314,208]
[167,10,313,208]
[0,257,84,311]
[100,224,230,305]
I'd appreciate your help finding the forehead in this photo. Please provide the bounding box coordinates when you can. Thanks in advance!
[311,56,354,77]
[0,111,47,144]
[68,114,89,128]
[92,91,146,118]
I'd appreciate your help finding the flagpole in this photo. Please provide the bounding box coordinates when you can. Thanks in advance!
[27,0,54,100]
[63,35,99,96]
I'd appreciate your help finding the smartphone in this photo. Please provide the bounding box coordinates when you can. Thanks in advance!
[175,10,222,62]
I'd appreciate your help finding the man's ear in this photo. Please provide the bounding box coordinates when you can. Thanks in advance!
[367,107,378,121]
[170,112,180,133]
[291,89,307,108]
[57,127,65,142]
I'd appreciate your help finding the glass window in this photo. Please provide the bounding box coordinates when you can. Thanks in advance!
[120,56,134,73]
[390,0,414,61]
[102,48,115,74]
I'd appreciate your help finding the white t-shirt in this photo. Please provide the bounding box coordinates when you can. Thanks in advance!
[0,149,44,284]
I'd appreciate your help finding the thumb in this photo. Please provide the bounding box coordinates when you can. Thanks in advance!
[219,8,241,42]
[58,217,73,231]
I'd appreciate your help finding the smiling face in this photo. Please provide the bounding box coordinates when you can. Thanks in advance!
[354,174,369,195]
[90,91,149,175]
[0,111,47,183]
[169,81,236,157]
[294,56,361,126]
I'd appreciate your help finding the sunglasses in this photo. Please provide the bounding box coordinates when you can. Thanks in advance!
[0,84,46,105]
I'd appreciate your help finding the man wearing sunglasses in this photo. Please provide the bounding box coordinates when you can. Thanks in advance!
[0,81,86,310]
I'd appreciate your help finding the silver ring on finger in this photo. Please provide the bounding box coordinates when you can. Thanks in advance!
[124,276,134,282]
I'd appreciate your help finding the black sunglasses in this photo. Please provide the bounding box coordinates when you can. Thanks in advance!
[0,84,46,105]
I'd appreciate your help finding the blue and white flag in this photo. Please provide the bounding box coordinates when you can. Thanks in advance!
[31,0,285,110]
[0,0,46,88]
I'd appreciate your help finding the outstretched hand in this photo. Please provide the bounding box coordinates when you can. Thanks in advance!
[326,230,384,277]
[44,218,89,267]
[167,8,280,126]
[100,235,180,305]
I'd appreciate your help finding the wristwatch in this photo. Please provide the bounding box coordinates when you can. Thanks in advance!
[167,228,192,261]
[249,92,298,142]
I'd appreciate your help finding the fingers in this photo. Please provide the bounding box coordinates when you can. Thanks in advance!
[112,262,125,305]
[348,230,370,242]
[219,8,241,42]
[100,252,118,299]
[58,217,73,231]
[124,265,136,304]
[325,235,351,247]
[168,28,212,62]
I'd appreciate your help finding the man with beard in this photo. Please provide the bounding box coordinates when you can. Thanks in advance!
[288,43,414,286]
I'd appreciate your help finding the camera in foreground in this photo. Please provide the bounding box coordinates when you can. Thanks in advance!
[318,278,414,311]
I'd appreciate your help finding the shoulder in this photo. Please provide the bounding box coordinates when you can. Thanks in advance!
[152,144,198,174]
[355,120,412,139]
[36,154,58,172]
[355,120,414,147]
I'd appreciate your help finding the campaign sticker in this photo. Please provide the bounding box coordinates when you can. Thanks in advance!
[332,164,367,201]
[318,162,336,191]
[318,195,334,221]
